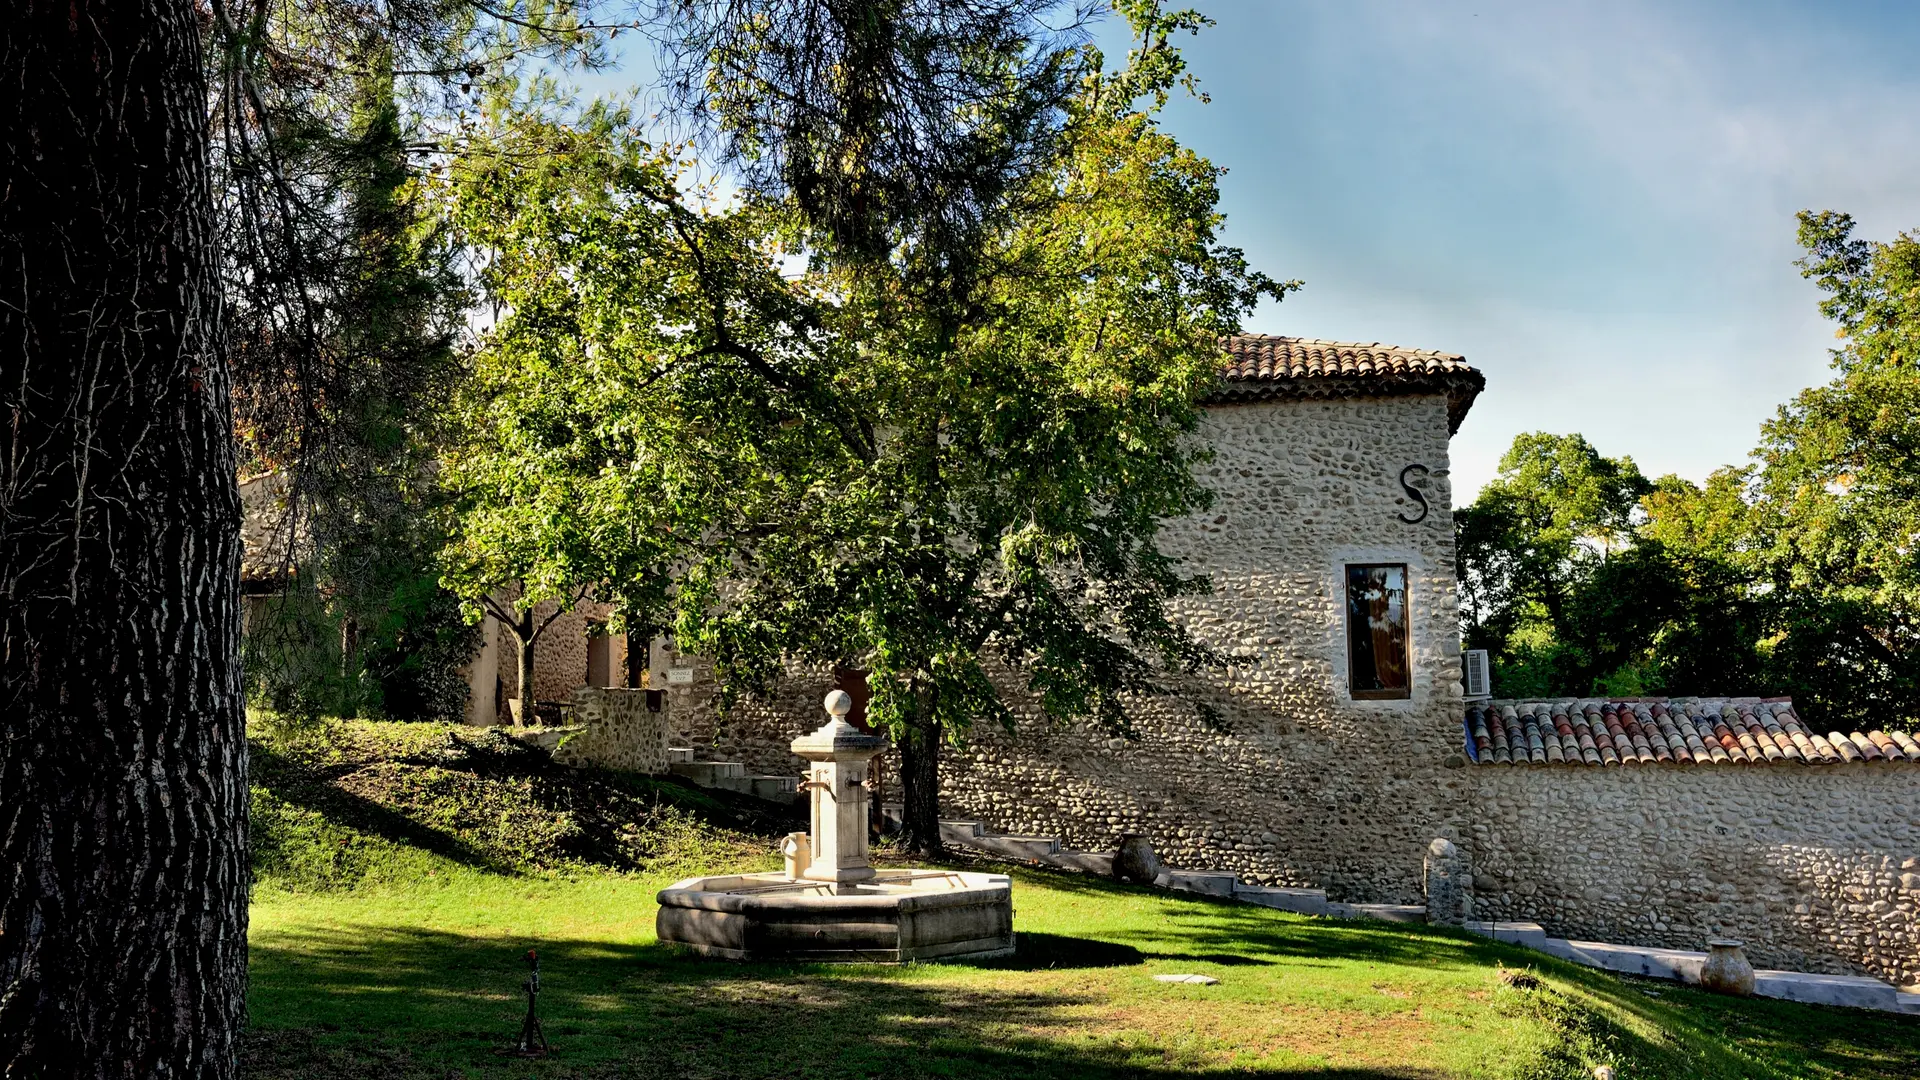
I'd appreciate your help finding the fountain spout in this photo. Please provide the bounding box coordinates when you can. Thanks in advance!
[789,690,888,887]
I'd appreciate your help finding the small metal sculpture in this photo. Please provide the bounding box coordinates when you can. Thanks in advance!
[1397,463,1431,524]
[497,948,550,1058]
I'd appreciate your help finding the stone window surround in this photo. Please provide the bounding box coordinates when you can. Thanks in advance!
[1343,561,1412,701]
[1327,545,1431,712]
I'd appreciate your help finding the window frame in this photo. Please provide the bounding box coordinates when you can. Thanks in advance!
[1344,562,1413,701]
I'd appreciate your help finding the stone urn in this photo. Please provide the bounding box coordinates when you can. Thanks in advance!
[1699,939,1755,996]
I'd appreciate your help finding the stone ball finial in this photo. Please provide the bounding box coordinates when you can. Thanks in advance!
[824,689,853,718]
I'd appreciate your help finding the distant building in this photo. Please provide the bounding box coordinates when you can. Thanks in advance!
[239,473,649,726]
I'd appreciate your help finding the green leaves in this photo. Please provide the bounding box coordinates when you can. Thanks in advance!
[1456,433,1658,697]
[1459,214,1920,730]
[438,11,1284,757]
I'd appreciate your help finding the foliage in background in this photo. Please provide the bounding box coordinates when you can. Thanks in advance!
[655,0,1091,284]
[1458,211,1920,731]
[208,1,616,718]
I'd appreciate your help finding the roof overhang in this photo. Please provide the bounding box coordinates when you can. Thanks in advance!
[1206,335,1485,435]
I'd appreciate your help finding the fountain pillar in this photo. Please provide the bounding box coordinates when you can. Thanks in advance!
[655,684,1011,963]
[790,690,887,887]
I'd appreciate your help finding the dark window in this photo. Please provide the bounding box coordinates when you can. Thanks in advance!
[1345,564,1410,700]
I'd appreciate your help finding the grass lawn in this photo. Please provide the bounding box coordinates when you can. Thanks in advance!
[247,861,1919,1080]
[243,720,1919,1079]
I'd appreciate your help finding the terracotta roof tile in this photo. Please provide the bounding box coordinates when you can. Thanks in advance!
[1464,699,1919,768]
[1213,335,1485,433]
[1868,731,1904,761]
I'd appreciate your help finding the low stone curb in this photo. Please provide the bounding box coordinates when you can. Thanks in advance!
[902,809,1919,1015]
[1465,921,1919,1014]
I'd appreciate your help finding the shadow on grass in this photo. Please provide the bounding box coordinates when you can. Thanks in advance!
[252,742,511,873]
[973,862,1499,973]
[970,932,1145,969]
[246,922,1459,1080]
[246,901,1920,1080]
[932,864,1920,1080]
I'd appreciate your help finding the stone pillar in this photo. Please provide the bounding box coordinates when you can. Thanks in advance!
[1424,838,1472,926]
[791,690,887,888]
[464,612,500,726]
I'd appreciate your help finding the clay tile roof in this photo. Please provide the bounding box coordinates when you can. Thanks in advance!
[1464,698,1920,769]
[1213,335,1485,433]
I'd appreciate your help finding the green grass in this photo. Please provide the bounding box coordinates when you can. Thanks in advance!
[244,720,1920,1079]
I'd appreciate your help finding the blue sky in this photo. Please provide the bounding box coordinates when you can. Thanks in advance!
[586,1,1920,504]
[1120,0,1920,502]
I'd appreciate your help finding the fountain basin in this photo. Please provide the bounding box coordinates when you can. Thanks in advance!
[656,869,1014,963]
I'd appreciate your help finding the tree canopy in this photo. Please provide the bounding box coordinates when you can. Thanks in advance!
[439,5,1289,848]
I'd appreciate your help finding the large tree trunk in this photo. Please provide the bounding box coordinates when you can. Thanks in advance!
[0,3,248,1077]
[900,710,945,857]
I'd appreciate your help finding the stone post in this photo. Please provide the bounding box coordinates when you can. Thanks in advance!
[790,690,888,888]
[1424,837,1472,926]
[1113,834,1165,885]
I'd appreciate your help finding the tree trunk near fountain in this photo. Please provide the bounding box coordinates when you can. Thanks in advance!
[901,710,945,856]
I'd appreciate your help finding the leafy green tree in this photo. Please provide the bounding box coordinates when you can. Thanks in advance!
[1457,212,1920,729]
[445,6,1286,852]
[1627,470,1770,696]
[1455,432,1652,694]
[436,108,824,725]
[1743,211,1920,728]
[672,6,1288,852]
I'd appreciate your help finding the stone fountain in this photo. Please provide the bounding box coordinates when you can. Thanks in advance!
[655,690,1014,963]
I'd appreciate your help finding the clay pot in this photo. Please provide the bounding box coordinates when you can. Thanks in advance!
[1700,939,1755,996]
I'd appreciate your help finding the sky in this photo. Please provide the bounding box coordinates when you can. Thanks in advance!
[586,1,1920,505]
[1118,0,1920,503]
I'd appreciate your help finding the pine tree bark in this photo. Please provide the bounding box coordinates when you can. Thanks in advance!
[1,3,249,1076]
[899,708,945,857]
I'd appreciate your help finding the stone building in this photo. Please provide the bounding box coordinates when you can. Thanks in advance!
[238,473,655,726]
[658,334,1920,988]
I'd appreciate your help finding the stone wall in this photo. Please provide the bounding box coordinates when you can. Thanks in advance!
[556,687,672,774]
[938,394,1464,900]
[1467,763,1920,986]
[673,393,1465,905]
[477,598,633,722]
